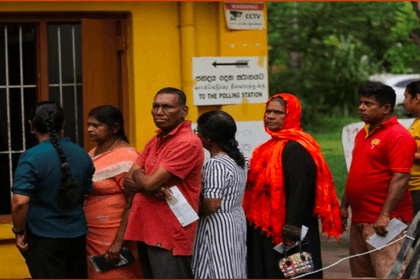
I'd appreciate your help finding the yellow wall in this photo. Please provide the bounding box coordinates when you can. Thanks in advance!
[189,2,267,121]
[193,2,268,122]
[0,2,267,278]
[217,2,268,122]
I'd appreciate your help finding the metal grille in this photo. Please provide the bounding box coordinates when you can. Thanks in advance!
[0,24,37,214]
[48,23,83,146]
[0,25,35,180]
[0,23,83,215]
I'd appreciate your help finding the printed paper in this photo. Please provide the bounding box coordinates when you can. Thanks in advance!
[366,218,407,249]
[166,186,199,227]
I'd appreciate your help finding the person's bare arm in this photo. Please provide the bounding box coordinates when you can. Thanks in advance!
[340,193,349,231]
[11,194,30,251]
[129,166,173,193]
[199,198,221,217]
[414,153,420,164]
[123,164,173,200]
[123,164,142,192]
[374,172,410,236]
[105,189,135,264]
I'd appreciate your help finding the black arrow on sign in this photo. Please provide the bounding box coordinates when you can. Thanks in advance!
[212,60,249,68]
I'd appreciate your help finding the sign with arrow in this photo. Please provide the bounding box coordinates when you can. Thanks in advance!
[212,60,249,68]
[192,56,268,106]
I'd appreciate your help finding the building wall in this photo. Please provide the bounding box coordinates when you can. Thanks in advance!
[0,0,267,148]
[193,2,268,124]
[0,2,267,278]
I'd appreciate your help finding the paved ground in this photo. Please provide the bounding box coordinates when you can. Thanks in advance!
[320,228,352,279]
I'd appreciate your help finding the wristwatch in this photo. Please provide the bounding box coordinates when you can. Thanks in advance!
[12,228,26,236]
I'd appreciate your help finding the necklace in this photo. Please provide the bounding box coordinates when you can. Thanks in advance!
[95,138,121,158]
[107,138,121,152]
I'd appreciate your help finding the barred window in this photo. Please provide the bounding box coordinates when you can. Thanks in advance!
[0,23,82,215]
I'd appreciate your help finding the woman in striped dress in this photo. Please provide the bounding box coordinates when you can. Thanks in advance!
[192,110,247,279]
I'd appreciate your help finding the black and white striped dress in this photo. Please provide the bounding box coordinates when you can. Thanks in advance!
[192,155,247,279]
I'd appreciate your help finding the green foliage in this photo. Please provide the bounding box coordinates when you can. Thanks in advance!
[307,116,361,198]
[386,2,420,73]
[312,131,347,198]
[267,2,420,126]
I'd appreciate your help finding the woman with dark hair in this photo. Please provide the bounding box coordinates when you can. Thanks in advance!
[11,101,95,279]
[404,80,420,217]
[244,93,342,279]
[84,105,142,278]
[191,110,247,279]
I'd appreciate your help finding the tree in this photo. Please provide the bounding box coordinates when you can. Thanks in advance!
[267,2,420,125]
[410,2,420,47]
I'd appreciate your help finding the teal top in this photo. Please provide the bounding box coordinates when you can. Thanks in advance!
[12,137,95,238]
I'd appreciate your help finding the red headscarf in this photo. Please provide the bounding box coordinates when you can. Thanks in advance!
[243,93,342,245]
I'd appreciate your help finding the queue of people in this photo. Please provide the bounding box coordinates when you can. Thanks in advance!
[9,82,419,279]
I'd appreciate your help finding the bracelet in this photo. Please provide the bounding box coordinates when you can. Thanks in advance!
[12,228,26,236]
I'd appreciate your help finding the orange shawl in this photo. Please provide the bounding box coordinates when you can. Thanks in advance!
[243,93,342,245]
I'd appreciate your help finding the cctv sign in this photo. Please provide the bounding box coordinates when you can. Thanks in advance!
[224,2,265,30]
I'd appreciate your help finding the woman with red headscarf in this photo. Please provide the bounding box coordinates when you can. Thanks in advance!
[243,93,342,279]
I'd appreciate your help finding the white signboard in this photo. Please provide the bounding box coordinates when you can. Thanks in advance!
[192,56,268,106]
[192,120,270,163]
[224,2,265,30]
[235,120,270,161]
[341,118,414,172]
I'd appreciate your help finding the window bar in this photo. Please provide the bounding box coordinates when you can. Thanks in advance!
[57,27,63,106]
[47,83,82,87]
[0,151,25,154]
[72,26,79,144]
[4,25,13,189]
[19,25,26,151]
[0,85,36,89]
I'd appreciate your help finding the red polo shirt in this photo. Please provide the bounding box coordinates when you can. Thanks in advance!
[124,121,204,255]
[346,116,416,223]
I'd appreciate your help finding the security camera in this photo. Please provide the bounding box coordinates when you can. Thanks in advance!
[230,11,243,21]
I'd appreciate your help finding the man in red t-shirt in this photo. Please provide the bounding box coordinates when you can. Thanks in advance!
[123,87,204,279]
[341,82,416,278]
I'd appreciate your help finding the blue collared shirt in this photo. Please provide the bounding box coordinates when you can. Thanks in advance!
[12,137,95,238]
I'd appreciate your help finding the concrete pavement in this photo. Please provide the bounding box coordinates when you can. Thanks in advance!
[321,228,352,279]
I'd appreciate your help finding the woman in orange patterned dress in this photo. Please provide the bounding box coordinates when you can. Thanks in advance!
[84,105,142,279]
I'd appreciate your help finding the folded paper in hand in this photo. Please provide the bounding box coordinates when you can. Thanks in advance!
[89,247,135,272]
[166,186,199,227]
[366,218,407,249]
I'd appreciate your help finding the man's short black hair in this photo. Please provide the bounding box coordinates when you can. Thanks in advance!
[358,82,396,111]
[156,87,187,106]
